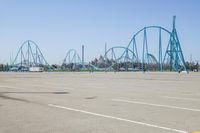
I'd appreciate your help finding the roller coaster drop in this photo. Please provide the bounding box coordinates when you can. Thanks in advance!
[11,40,49,71]
[12,16,186,72]
[62,16,186,71]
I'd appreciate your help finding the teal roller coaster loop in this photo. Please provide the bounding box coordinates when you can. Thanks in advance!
[124,16,186,71]
[11,16,185,72]
[126,26,172,71]
[12,40,49,68]
[104,46,137,71]
[62,49,86,70]
[63,49,82,65]
[63,16,186,72]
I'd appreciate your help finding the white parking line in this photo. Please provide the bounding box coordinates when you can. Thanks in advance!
[163,96,200,101]
[48,104,187,133]
[112,98,200,112]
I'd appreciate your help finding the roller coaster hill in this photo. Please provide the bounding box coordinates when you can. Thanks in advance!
[10,16,188,72]
[9,40,49,72]
[62,16,187,72]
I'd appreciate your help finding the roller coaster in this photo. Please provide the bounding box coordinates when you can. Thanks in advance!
[11,16,186,72]
[62,49,83,71]
[10,40,49,71]
[62,16,186,72]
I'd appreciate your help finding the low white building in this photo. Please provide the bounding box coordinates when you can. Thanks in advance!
[29,67,44,72]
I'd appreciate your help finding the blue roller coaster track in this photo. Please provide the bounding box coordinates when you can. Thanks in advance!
[11,40,49,70]
[62,16,186,72]
[11,16,186,72]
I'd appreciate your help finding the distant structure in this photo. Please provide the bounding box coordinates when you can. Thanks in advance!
[62,49,83,71]
[10,16,186,72]
[163,16,186,71]
[64,16,186,72]
[10,40,49,71]
[82,45,84,66]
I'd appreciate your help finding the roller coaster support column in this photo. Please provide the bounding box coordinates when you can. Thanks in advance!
[125,48,129,71]
[105,43,107,71]
[163,16,186,71]
[142,27,149,71]
[159,28,162,71]
[132,38,134,71]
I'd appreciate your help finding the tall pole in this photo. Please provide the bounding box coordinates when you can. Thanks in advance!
[105,43,107,71]
[173,16,176,30]
[105,43,107,56]
[132,39,134,71]
[11,52,13,66]
[82,45,84,67]
[10,53,11,66]
[28,41,30,67]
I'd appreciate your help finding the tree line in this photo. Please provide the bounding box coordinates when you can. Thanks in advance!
[0,60,199,72]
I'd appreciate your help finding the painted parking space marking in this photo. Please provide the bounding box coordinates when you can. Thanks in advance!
[48,104,188,133]
[112,98,200,112]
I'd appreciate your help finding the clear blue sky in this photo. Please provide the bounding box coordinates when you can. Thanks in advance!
[0,0,200,64]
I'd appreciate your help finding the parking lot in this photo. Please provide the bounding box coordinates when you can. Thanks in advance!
[0,72,200,133]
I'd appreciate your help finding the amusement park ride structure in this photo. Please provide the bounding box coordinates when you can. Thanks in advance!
[11,40,49,71]
[11,16,186,72]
